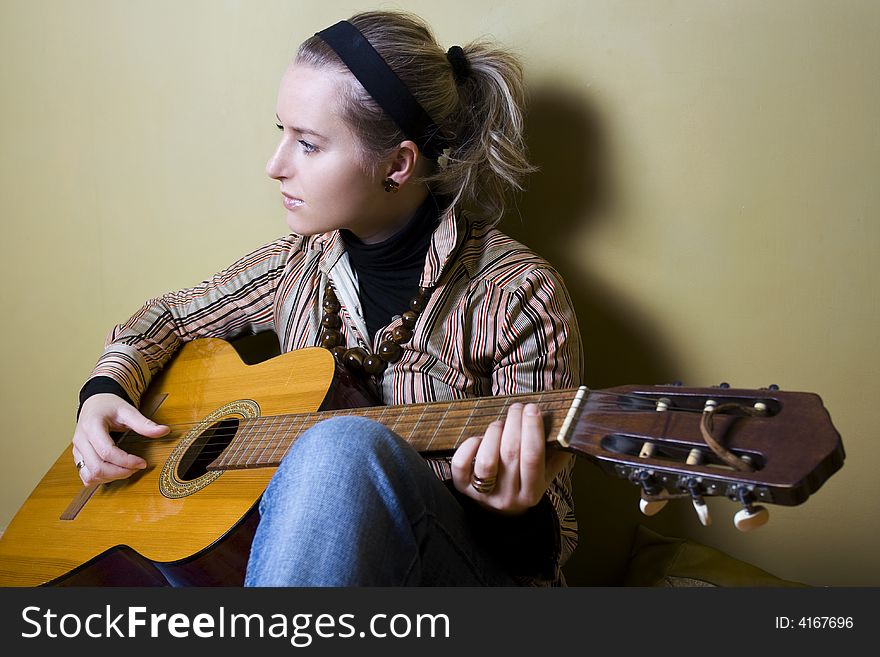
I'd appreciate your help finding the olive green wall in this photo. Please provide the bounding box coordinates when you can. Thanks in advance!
[1,0,877,586]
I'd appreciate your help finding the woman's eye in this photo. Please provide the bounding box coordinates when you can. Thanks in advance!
[275,123,284,131]
[298,140,317,154]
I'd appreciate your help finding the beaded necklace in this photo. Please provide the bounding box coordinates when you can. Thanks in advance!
[319,282,432,376]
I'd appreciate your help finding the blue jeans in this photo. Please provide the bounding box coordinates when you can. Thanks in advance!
[244,416,519,586]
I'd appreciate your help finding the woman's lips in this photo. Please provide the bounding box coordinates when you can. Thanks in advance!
[282,194,304,210]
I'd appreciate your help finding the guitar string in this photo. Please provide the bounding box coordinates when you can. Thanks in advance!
[118,411,742,477]
[116,389,741,452]
[116,389,754,464]
[114,388,692,449]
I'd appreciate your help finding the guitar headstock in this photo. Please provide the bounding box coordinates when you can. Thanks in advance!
[563,383,845,530]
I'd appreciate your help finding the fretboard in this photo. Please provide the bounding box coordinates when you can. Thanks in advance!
[209,388,585,471]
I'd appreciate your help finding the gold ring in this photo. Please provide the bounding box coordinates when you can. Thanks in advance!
[76,460,85,472]
[471,473,497,494]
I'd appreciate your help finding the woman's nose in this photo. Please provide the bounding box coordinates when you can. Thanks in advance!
[266,139,291,180]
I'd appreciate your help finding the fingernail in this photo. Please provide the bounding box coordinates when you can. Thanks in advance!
[525,403,540,415]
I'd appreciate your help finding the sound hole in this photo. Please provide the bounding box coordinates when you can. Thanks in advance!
[177,418,240,481]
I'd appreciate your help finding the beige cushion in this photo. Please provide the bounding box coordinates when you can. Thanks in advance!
[623,525,806,587]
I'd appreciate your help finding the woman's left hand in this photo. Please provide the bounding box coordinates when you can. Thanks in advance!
[451,402,574,515]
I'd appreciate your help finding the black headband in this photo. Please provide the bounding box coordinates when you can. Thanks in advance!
[315,20,448,160]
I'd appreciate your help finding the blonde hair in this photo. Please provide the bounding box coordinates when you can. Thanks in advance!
[296,11,535,225]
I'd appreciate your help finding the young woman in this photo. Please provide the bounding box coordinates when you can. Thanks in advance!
[71,10,583,586]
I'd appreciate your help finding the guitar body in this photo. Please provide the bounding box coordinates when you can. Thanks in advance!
[0,339,340,587]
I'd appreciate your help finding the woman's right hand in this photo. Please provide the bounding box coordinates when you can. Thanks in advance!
[72,393,169,486]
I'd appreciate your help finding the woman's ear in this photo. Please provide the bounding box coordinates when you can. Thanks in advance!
[383,140,422,187]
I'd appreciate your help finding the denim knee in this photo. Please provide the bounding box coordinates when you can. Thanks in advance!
[291,415,398,457]
[268,415,405,485]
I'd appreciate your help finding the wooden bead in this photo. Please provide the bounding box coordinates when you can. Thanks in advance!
[363,354,387,376]
[320,330,341,349]
[409,296,427,313]
[401,311,419,330]
[321,313,341,329]
[391,326,412,343]
[343,347,367,370]
[318,280,431,375]
[378,341,402,363]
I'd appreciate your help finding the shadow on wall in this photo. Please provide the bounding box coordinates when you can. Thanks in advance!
[502,85,685,585]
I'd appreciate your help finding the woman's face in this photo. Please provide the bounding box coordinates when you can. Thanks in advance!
[267,62,392,241]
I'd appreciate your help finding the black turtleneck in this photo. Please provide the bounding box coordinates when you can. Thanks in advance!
[340,195,441,341]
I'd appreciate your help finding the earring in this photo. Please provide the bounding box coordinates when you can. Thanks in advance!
[383,178,400,193]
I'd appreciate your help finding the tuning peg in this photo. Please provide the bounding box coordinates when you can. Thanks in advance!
[692,498,712,526]
[638,397,671,457]
[732,486,769,531]
[639,496,668,516]
[713,382,730,389]
[634,470,668,516]
[685,473,711,526]
[734,505,770,531]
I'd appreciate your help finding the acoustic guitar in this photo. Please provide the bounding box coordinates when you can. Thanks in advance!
[0,338,844,586]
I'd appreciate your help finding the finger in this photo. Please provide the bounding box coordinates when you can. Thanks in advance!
[473,420,503,485]
[114,405,170,438]
[79,459,145,486]
[519,403,546,498]
[451,436,482,493]
[77,419,147,472]
[73,424,144,484]
[94,441,148,471]
[499,403,525,492]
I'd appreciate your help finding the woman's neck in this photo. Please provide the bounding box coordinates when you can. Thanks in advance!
[350,186,430,244]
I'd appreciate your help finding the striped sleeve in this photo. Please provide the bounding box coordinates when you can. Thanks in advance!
[493,263,584,573]
[86,236,299,406]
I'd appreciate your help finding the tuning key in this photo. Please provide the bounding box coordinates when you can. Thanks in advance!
[639,496,668,516]
[734,505,770,531]
[635,470,668,516]
[692,498,712,526]
[639,397,671,457]
[732,487,769,531]
[685,475,711,526]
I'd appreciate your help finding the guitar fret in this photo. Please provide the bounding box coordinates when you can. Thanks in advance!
[423,404,449,452]
[389,409,402,436]
[224,419,255,469]
[377,406,389,427]
[266,414,293,466]
[253,414,279,467]
[454,397,480,449]
[407,404,429,446]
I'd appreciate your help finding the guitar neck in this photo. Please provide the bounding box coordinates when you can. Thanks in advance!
[209,387,586,471]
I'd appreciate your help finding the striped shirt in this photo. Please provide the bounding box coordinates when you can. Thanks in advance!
[87,209,584,585]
